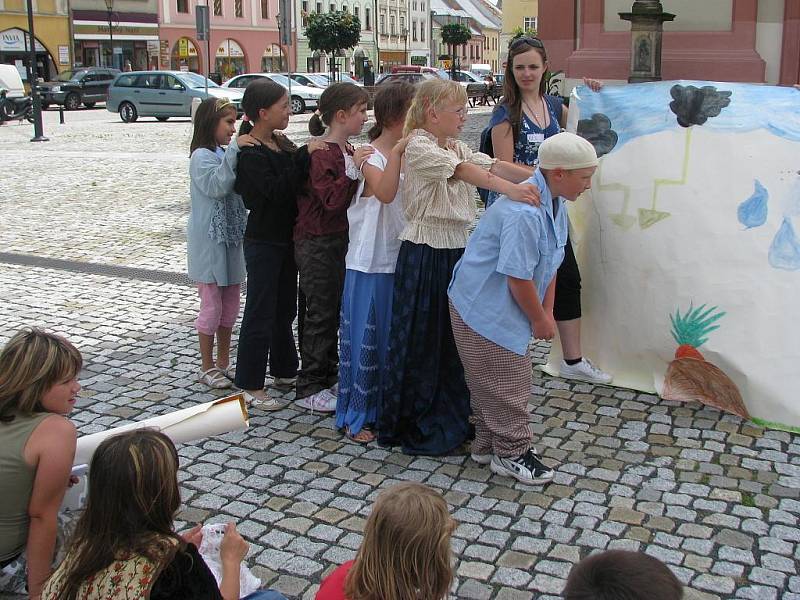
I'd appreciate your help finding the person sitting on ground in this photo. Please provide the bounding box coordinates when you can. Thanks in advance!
[562,549,683,600]
[41,429,287,600]
[449,132,598,486]
[0,328,82,599]
[315,482,457,600]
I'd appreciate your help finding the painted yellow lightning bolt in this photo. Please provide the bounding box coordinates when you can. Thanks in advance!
[639,126,693,229]
[595,161,635,230]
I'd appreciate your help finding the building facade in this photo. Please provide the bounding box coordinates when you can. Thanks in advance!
[0,0,71,81]
[539,0,800,87]
[295,0,377,75]
[159,0,285,79]
[500,0,537,66]
[430,0,500,72]
[71,0,159,71]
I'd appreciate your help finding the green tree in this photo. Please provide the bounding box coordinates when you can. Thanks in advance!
[305,10,361,79]
[440,23,471,79]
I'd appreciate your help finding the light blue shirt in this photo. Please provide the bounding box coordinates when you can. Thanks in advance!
[187,139,246,286]
[448,170,568,355]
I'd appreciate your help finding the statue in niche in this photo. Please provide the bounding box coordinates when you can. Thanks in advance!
[635,36,651,72]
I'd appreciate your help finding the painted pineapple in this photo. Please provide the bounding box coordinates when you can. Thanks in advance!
[662,304,750,419]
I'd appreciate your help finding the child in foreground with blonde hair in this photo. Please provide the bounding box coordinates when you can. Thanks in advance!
[379,78,539,456]
[315,482,456,600]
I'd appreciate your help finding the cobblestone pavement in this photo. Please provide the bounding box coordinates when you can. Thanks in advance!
[1,108,799,600]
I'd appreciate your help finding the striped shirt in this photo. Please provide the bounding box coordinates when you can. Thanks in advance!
[400,129,496,249]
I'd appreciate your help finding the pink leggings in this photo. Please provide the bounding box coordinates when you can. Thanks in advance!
[195,283,241,335]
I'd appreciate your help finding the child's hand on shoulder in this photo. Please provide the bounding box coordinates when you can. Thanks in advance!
[508,183,541,206]
[353,144,375,166]
[307,138,329,154]
[236,134,260,148]
[392,136,411,155]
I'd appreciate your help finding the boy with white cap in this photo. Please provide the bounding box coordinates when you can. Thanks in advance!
[448,132,598,485]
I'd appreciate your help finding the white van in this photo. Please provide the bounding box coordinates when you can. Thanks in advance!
[0,64,25,99]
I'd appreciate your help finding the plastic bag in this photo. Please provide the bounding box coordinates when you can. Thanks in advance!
[197,523,262,597]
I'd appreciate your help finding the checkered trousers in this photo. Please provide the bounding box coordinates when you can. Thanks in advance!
[449,301,533,458]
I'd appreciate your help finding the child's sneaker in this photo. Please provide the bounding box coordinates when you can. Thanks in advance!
[559,358,613,385]
[490,449,554,485]
[295,388,337,413]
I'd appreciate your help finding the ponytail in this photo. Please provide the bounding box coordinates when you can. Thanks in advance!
[309,82,369,136]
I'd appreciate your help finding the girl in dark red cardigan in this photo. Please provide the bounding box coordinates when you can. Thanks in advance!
[294,83,372,410]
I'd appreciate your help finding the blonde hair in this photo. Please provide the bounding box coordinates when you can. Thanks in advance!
[345,482,456,600]
[0,328,82,422]
[404,79,468,135]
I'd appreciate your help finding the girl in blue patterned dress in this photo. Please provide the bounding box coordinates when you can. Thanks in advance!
[336,81,416,442]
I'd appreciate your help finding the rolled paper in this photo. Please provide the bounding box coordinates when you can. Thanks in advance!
[73,394,249,466]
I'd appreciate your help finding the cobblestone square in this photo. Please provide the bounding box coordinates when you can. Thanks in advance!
[1,109,798,599]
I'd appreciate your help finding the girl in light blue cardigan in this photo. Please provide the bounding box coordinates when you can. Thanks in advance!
[187,98,258,389]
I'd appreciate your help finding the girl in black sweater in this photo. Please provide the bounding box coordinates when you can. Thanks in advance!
[233,79,326,407]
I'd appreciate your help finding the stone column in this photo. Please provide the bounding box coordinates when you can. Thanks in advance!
[619,0,675,83]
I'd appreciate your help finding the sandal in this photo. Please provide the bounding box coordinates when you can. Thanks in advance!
[346,427,376,444]
[242,390,283,412]
[198,367,232,389]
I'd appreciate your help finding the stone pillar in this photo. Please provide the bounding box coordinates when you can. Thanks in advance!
[619,0,675,83]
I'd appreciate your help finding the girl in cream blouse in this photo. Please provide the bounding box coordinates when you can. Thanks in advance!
[378,79,539,457]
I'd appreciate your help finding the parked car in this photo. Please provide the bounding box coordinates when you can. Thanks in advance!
[107,70,243,123]
[290,72,329,88]
[375,72,437,86]
[389,65,450,80]
[223,73,322,114]
[451,70,489,89]
[37,67,120,110]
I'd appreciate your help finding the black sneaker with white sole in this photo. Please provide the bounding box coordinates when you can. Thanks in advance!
[490,449,554,485]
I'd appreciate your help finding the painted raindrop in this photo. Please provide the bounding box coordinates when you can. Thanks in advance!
[737,179,768,228]
[768,218,800,270]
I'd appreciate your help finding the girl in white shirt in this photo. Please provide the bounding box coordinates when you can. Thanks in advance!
[337,81,415,443]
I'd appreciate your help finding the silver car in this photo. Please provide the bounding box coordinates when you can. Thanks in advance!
[107,71,244,123]
[223,73,323,114]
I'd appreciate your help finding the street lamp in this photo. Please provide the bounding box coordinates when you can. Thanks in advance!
[24,0,47,141]
[104,0,114,69]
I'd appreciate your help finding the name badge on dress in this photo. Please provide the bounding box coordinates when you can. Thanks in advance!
[527,133,545,143]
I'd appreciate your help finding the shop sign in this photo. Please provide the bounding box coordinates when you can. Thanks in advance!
[262,44,281,57]
[217,39,244,58]
[0,28,45,52]
[410,55,426,66]
[73,24,158,36]
[159,39,170,67]
[179,38,189,57]
[58,45,69,64]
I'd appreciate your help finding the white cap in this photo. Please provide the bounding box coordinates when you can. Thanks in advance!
[537,132,598,170]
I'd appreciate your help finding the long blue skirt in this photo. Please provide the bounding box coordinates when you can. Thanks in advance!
[378,241,472,455]
[337,269,395,436]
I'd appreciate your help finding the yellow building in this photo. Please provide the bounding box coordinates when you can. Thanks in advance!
[0,0,72,81]
[500,0,537,67]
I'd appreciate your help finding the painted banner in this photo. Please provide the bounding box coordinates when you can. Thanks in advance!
[549,80,800,430]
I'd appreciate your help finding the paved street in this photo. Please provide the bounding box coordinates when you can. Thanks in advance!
[1,107,799,600]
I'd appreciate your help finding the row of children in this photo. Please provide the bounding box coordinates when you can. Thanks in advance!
[187,71,606,485]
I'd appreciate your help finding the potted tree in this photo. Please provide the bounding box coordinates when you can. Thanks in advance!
[440,23,472,81]
[306,10,361,82]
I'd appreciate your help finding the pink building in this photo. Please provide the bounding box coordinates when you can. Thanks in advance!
[158,0,291,80]
[539,0,800,87]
